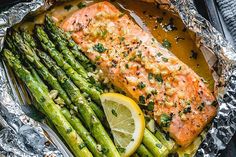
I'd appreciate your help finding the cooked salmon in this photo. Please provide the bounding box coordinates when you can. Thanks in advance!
[60,1,217,147]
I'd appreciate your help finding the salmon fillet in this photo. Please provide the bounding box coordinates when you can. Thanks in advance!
[61,1,217,147]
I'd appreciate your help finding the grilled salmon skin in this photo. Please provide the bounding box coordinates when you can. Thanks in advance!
[61,1,217,147]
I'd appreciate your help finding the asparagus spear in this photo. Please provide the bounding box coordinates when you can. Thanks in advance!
[26,60,103,157]
[142,129,169,157]
[61,107,104,157]
[35,25,101,104]
[10,31,72,107]
[136,144,154,157]
[44,15,94,71]
[155,128,177,152]
[37,49,120,157]
[44,26,89,79]
[21,32,107,127]
[3,49,92,157]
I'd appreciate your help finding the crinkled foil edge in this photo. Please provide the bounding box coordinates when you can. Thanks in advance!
[0,0,236,156]
[0,0,63,156]
[155,0,236,156]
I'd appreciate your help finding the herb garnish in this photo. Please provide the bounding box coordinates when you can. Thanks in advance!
[155,74,163,83]
[156,17,163,23]
[93,43,106,53]
[139,95,146,104]
[77,2,86,9]
[162,39,171,49]
[79,143,86,149]
[211,100,217,107]
[117,146,126,153]
[111,109,118,117]
[147,101,154,111]
[183,106,191,114]
[162,57,168,62]
[148,73,153,80]
[66,127,72,133]
[137,82,146,89]
[156,143,162,148]
[157,52,162,57]
[64,5,73,11]
[160,113,172,127]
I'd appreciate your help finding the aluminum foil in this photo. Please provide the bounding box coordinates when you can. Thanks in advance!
[0,0,63,156]
[0,0,236,156]
[155,0,236,156]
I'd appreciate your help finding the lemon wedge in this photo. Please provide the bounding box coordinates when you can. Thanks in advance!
[100,93,145,157]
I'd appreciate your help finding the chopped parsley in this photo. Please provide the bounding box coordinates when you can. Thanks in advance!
[157,52,162,57]
[148,73,153,80]
[162,39,171,49]
[117,146,126,153]
[160,113,172,127]
[125,63,129,69]
[183,106,191,114]
[101,147,109,154]
[137,82,146,89]
[139,95,146,104]
[93,43,106,53]
[147,101,154,111]
[77,2,86,9]
[162,57,168,62]
[66,127,72,133]
[156,17,163,23]
[64,5,73,11]
[111,109,118,117]
[79,143,86,149]
[155,74,163,83]
[119,36,125,42]
[211,100,217,107]
[183,154,190,157]
[137,50,142,58]
[156,143,163,148]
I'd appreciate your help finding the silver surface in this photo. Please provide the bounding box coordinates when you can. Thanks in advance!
[0,0,235,156]
[155,0,236,156]
[0,0,63,156]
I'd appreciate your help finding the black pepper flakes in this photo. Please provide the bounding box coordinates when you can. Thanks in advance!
[197,103,205,111]
[183,106,191,114]
[190,50,198,59]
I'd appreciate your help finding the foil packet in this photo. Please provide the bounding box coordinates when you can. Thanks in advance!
[0,0,236,156]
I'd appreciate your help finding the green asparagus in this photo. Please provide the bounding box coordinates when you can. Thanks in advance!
[136,144,154,157]
[44,15,94,71]
[35,25,101,104]
[20,30,108,125]
[37,49,120,157]
[155,128,177,152]
[142,128,169,157]
[61,107,103,157]
[11,31,72,106]
[44,26,89,79]
[25,59,103,157]
[3,49,93,157]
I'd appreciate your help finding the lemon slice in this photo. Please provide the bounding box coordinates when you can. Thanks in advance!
[100,93,145,157]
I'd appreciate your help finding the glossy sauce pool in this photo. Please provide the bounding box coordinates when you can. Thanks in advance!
[20,0,214,90]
